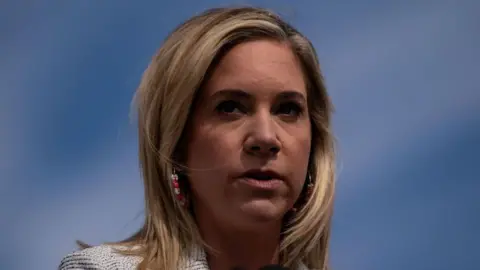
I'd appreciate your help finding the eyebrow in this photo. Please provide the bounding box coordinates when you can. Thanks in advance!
[210,89,251,100]
[210,89,306,102]
[276,91,307,103]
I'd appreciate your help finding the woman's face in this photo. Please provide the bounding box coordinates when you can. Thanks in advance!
[186,39,311,230]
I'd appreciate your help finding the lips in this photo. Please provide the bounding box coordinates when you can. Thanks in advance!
[239,169,283,181]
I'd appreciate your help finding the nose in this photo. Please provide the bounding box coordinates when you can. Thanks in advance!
[243,111,281,157]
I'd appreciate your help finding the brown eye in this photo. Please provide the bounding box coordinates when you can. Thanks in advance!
[276,102,303,117]
[215,100,244,114]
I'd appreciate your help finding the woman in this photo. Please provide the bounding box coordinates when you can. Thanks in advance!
[59,6,335,270]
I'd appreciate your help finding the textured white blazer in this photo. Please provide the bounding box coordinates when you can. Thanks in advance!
[58,245,310,270]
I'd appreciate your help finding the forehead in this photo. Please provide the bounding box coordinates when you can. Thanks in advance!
[203,39,306,96]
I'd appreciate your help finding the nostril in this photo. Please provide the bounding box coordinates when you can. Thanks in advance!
[250,146,261,151]
[269,146,280,154]
[246,144,280,155]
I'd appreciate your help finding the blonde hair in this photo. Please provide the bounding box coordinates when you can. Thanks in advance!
[98,6,334,270]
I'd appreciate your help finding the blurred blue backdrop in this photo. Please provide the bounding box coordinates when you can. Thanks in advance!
[1,1,479,269]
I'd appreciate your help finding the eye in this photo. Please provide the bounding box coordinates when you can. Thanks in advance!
[276,101,304,117]
[215,100,245,115]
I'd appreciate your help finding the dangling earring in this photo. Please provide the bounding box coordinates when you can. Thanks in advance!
[290,173,314,213]
[306,173,314,198]
[171,168,187,207]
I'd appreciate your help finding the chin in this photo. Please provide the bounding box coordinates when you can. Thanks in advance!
[238,199,288,224]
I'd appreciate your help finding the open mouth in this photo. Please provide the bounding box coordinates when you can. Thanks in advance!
[241,170,281,181]
[239,170,283,190]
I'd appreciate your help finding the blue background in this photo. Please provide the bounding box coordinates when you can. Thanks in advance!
[1,1,479,269]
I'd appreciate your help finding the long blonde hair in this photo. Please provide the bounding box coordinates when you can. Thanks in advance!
[103,6,334,270]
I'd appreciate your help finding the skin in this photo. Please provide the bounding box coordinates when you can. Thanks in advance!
[186,39,311,270]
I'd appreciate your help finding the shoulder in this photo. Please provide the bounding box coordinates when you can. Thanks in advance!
[58,245,142,270]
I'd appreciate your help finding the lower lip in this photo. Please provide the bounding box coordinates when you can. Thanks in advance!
[240,178,283,190]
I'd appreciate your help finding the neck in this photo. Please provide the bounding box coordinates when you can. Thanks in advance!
[196,210,283,270]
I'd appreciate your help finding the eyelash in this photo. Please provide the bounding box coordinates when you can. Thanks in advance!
[276,101,304,117]
[215,100,304,117]
[215,100,245,114]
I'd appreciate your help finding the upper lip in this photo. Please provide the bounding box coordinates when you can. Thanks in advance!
[239,169,284,181]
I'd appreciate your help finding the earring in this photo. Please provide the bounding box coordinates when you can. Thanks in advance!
[290,173,314,213]
[171,168,187,207]
[306,174,314,198]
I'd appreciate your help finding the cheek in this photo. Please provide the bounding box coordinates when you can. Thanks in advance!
[187,127,234,169]
[185,124,239,198]
[300,131,312,167]
[288,126,312,192]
